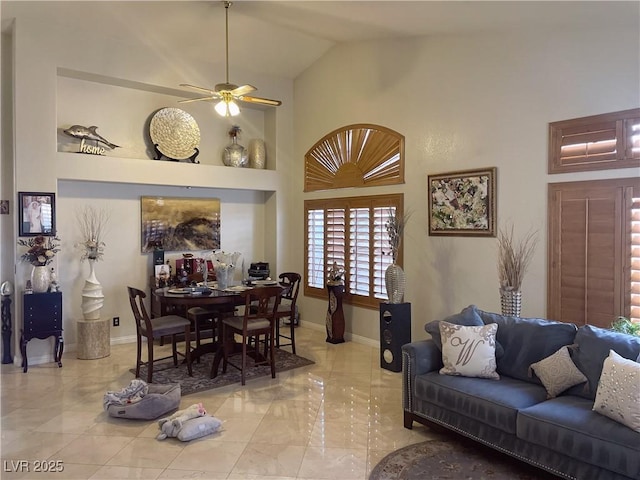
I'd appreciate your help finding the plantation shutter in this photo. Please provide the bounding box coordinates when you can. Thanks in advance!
[304,194,403,309]
[548,179,639,327]
[307,209,325,288]
[349,208,370,296]
[374,206,394,299]
[549,108,640,174]
[631,196,640,322]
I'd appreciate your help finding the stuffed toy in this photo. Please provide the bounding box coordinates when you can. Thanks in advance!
[156,403,206,440]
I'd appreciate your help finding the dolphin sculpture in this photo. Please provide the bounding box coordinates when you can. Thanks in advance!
[63,125,120,149]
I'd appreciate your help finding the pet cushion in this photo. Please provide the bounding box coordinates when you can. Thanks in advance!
[106,383,181,420]
[529,345,587,398]
[592,350,640,433]
[176,415,223,441]
[439,321,499,379]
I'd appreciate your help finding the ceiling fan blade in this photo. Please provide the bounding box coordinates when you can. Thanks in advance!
[180,83,216,95]
[238,95,282,107]
[178,96,216,104]
[231,84,257,96]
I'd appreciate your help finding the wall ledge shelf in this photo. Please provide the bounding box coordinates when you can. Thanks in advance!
[55,152,279,191]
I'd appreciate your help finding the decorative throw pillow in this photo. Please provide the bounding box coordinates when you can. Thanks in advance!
[529,345,587,398]
[439,322,499,379]
[593,350,640,433]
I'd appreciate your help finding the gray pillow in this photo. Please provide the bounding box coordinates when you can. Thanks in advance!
[567,325,640,400]
[476,309,578,383]
[425,305,504,358]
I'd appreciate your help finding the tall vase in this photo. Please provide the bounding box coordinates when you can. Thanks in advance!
[248,139,266,169]
[500,289,522,317]
[31,266,50,293]
[385,263,406,304]
[223,136,248,167]
[82,259,105,320]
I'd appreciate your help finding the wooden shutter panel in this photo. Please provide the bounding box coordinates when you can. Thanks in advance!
[631,196,640,321]
[548,178,639,327]
[549,108,640,174]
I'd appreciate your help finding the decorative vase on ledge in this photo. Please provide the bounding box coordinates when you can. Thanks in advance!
[223,136,248,168]
[248,138,266,169]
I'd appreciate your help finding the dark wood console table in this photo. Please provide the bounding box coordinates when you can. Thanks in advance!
[21,292,63,372]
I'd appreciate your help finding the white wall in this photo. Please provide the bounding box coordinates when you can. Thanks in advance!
[294,28,640,341]
[2,3,294,365]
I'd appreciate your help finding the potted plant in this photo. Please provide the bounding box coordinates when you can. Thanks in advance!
[496,225,538,316]
[610,316,640,337]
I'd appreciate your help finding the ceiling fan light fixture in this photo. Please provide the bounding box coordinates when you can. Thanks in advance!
[215,98,240,117]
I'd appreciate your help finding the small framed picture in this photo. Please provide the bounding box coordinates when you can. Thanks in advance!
[18,192,56,237]
[427,167,497,237]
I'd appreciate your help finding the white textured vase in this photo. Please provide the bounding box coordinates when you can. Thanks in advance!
[31,266,50,293]
[248,139,266,169]
[385,264,406,304]
[82,259,105,320]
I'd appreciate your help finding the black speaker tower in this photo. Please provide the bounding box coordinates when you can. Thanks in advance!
[379,302,411,372]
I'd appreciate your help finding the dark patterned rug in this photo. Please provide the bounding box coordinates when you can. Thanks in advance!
[131,348,314,396]
[370,434,554,480]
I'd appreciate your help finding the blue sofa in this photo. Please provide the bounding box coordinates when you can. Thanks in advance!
[402,305,640,480]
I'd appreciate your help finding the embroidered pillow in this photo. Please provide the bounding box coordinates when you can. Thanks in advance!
[439,322,499,379]
[530,345,587,398]
[593,350,640,433]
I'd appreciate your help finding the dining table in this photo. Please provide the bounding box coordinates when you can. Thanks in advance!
[153,281,282,377]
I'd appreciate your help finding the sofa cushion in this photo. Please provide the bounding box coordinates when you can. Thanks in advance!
[476,309,578,383]
[439,322,499,379]
[518,396,640,479]
[593,349,640,432]
[425,305,504,358]
[414,371,548,435]
[567,324,640,400]
[529,345,587,398]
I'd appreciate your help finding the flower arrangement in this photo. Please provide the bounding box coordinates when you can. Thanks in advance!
[228,125,242,139]
[212,250,241,273]
[18,235,61,266]
[76,206,110,261]
[497,225,538,291]
[385,208,412,263]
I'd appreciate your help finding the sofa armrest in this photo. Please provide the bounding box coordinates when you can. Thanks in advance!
[402,340,442,419]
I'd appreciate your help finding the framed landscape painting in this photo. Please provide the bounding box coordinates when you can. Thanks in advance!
[141,196,221,252]
[427,167,496,237]
[18,192,56,236]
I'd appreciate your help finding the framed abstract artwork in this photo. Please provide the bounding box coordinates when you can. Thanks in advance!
[427,167,497,237]
[18,192,56,236]
[140,196,221,252]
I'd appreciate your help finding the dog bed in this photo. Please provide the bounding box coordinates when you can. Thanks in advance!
[106,383,181,420]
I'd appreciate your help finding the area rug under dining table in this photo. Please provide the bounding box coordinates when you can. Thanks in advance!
[130,348,314,396]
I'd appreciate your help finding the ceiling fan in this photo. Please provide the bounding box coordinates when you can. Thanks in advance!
[178,1,282,117]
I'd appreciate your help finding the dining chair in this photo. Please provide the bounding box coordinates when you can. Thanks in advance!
[214,285,283,385]
[127,286,192,383]
[186,271,234,354]
[274,272,301,354]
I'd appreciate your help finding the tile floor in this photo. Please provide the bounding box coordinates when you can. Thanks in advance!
[1,326,437,479]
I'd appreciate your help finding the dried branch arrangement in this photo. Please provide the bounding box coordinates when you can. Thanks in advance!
[385,208,412,263]
[497,225,538,291]
[76,206,110,261]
